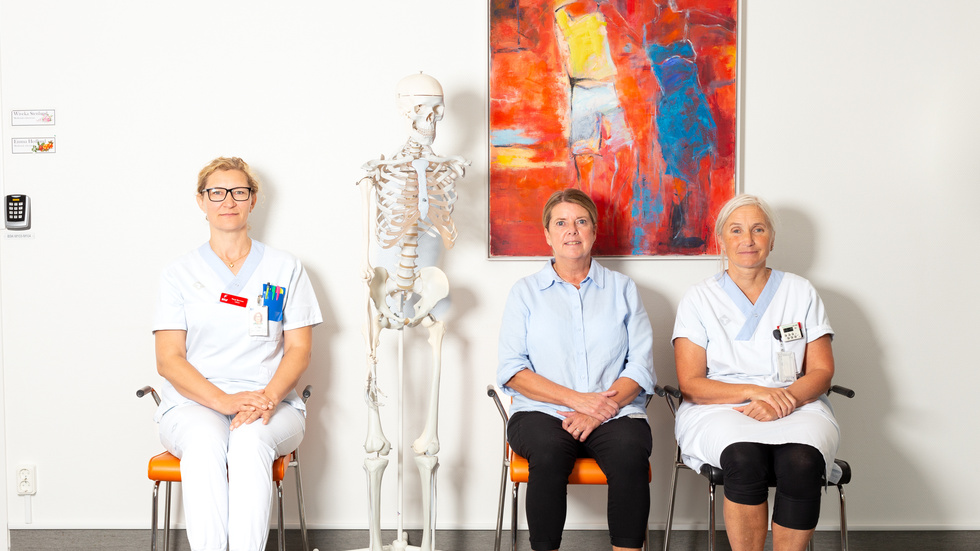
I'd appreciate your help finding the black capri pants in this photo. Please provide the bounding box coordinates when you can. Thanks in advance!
[508,411,652,551]
[719,442,826,530]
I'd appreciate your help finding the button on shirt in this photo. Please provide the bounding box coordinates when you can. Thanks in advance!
[497,260,656,420]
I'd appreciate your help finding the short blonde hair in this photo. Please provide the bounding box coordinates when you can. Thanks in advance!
[196,157,260,195]
[542,188,599,229]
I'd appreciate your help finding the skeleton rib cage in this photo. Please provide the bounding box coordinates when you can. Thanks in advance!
[371,155,461,252]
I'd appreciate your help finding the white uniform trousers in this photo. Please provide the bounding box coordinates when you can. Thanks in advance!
[159,401,306,551]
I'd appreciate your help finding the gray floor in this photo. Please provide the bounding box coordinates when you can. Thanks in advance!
[9,529,980,551]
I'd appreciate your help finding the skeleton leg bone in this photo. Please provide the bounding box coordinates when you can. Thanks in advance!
[363,456,389,551]
[411,316,445,456]
[414,454,440,551]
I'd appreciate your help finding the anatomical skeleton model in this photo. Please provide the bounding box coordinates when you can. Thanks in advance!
[356,73,468,551]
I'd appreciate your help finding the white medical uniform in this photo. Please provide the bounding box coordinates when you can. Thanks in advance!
[671,270,841,482]
[153,240,322,551]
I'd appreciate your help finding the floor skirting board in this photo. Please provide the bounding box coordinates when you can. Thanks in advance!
[9,528,980,550]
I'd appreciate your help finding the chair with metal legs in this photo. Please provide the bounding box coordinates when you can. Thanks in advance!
[661,384,853,551]
[488,384,663,551]
[138,384,312,551]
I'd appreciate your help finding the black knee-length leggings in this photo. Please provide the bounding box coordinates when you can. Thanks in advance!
[719,442,826,530]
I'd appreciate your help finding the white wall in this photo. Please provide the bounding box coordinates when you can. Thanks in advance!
[0,0,978,535]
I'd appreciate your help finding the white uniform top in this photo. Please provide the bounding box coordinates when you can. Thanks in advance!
[152,240,322,421]
[671,270,842,481]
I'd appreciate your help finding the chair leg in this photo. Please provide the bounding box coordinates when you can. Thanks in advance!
[277,480,286,551]
[707,483,716,551]
[838,484,848,551]
[511,482,520,551]
[663,462,682,551]
[151,482,160,551]
[163,481,172,551]
[495,462,508,551]
[292,451,310,551]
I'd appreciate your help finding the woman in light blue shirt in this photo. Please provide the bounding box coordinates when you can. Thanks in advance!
[497,189,657,551]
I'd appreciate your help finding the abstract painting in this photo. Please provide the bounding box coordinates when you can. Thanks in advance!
[490,0,738,256]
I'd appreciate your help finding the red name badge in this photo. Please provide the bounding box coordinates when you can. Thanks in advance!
[220,293,248,308]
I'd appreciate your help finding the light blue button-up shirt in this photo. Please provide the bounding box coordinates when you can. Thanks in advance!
[496,260,656,420]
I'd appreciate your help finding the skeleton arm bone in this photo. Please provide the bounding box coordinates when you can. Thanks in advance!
[358,174,379,282]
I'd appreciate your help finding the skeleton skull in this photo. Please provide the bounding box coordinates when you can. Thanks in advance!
[397,73,445,146]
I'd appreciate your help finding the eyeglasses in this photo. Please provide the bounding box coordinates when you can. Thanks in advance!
[202,187,252,202]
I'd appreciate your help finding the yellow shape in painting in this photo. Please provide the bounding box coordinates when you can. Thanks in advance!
[494,147,565,170]
[555,8,616,81]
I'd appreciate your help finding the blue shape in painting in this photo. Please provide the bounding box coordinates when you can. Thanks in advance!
[491,128,538,147]
[647,40,717,184]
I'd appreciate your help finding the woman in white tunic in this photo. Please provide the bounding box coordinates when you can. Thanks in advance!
[153,157,322,551]
[672,194,838,551]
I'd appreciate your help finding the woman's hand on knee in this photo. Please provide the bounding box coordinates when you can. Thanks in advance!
[217,390,275,416]
[230,407,274,429]
[567,390,620,422]
[747,386,797,418]
[560,412,601,441]
[734,399,779,422]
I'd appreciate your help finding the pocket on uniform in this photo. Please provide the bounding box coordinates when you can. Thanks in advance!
[250,320,282,342]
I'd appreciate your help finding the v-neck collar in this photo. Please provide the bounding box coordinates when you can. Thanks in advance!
[198,240,265,297]
[718,269,785,341]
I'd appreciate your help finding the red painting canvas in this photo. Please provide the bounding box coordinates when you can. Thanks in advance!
[490,0,738,256]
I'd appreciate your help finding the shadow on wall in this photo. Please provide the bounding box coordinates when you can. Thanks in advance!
[440,284,481,523]
[443,84,486,250]
[247,170,343,521]
[632,281,686,523]
[771,206,944,524]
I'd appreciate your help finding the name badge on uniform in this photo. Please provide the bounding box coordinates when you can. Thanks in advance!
[220,293,248,308]
[777,350,797,383]
[248,296,268,337]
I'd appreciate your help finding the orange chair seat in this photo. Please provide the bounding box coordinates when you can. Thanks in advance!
[509,452,652,485]
[148,451,291,483]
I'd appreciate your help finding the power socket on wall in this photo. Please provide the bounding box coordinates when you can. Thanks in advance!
[17,464,36,495]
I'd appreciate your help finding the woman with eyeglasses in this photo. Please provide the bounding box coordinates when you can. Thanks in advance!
[152,157,322,551]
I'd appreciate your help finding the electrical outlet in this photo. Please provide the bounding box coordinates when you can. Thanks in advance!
[17,465,36,495]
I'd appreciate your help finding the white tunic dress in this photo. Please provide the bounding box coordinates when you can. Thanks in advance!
[671,270,841,481]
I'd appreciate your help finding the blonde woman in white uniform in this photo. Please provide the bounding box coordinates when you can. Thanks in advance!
[672,194,838,551]
[153,157,322,551]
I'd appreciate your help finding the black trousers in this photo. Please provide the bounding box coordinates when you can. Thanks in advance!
[508,411,652,550]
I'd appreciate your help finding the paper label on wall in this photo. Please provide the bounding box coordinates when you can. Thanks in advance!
[11,110,55,126]
[4,231,35,240]
[12,137,56,154]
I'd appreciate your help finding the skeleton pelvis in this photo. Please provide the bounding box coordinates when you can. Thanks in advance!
[369,265,449,327]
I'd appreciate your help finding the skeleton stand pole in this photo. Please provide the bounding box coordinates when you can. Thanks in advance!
[396,327,406,548]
